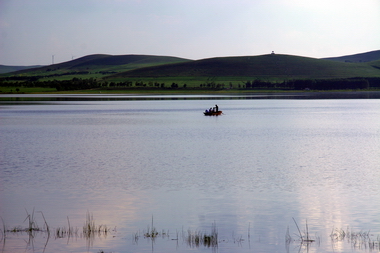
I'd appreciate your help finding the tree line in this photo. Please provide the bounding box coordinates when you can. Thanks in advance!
[243,77,380,90]
[1,76,380,91]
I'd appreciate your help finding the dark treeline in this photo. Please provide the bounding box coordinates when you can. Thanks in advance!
[243,77,380,90]
[0,77,99,91]
[53,78,98,91]
[289,78,369,90]
[1,77,380,91]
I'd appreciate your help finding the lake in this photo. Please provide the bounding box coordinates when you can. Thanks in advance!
[1,92,380,253]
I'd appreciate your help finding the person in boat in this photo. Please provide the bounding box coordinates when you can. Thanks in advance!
[215,104,218,112]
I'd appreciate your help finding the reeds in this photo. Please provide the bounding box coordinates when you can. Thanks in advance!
[330,227,380,250]
[1,217,5,241]
[2,212,380,252]
[83,211,109,238]
[291,218,316,243]
[55,217,79,238]
[185,222,218,248]
[143,216,159,238]
[38,211,50,236]
[24,208,40,232]
[134,218,218,248]
[1,210,109,240]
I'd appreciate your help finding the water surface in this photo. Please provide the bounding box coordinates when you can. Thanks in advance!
[1,93,380,253]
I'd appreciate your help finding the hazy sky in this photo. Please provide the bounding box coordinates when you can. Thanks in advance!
[1,0,379,65]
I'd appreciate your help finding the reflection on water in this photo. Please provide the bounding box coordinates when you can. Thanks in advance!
[1,94,380,253]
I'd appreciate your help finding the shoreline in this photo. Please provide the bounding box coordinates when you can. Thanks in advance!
[1,90,380,100]
[1,88,380,95]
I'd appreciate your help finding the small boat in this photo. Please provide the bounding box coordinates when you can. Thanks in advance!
[204,104,221,115]
[204,110,222,116]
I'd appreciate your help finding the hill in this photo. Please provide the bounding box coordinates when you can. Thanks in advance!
[2,51,380,91]
[6,54,191,76]
[323,50,380,63]
[0,65,44,74]
[369,59,380,69]
[109,54,380,80]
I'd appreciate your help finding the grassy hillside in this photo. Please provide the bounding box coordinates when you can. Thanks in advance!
[323,50,380,63]
[108,54,380,80]
[4,52,380,81]
[0,65,44,74]
[4,54,191,77]
[2,52,380,92]
[368,59,380,69]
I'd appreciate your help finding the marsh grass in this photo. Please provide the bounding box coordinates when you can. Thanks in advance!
[331,227,380,250]
[143,216,159,238]
[83,211,109,238]
[185,223,218,248]
[137,216,169,241]
[1,217,6,236]
[55,217,79,238]
[24,208,40,232]
[134,218,218,248]
[0,210,114,252]
[38,211,50,235]
[291,218,316,243]
[3,212,380,252]
[286,218,322,253]
[1,210,109,241]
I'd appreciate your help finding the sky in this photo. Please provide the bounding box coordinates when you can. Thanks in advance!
[0,0,379,66]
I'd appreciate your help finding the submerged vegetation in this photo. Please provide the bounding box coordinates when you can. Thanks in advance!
[185,222,218,248]
[330,227,380,251]
[1,211,380,252]
[133,216,219,248]
[0,209,111,252]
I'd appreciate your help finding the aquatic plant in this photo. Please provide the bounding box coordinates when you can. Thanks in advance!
[37,211,50,236]
[0,217,6,240]
[141,216,169,240]
[285,226,292,244]
[330,227,380,251]
[3,212,380,252]
[55,216,79,238]
[83,211,109,237]
[292,218,315,243]
[185,222,218,248]
[144,216,158,238]
[24,208,40,232]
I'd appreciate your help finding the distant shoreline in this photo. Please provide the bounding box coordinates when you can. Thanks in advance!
[1,90,380,100]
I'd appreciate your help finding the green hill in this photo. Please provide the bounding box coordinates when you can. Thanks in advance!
[0,65,44,74]
[368,59,380,69]
[323,50,380,63]
[4,52,380,81]
[109,54,380,80]
[3,52,380,92]
[5,54,191,76]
